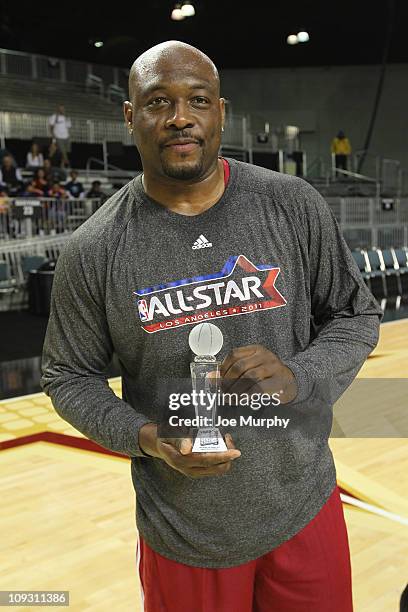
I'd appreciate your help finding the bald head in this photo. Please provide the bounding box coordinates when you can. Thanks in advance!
[128,41,220,100]
[123,40,225,184]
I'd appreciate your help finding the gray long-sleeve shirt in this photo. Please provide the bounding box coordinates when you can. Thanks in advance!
[41,158,382,568]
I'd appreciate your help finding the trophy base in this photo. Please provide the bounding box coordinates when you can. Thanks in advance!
[192,428,227,453]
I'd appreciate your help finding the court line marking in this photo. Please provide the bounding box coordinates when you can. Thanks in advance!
[341,493,408,525]
[334,455,408,516]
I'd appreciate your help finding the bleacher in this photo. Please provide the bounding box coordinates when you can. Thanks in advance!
[307,180,379,198]
[0,76,124,122]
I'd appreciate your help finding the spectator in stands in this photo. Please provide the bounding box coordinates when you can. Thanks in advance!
[42,158,64,182]
[26,168,49,196]
[0,154,24,196]
[0,147,14,165]
[331,130,352,176]
[48,105,71,168]
[26,142,44,169]
[47,181,68,232]
[47,141,63,169]
[48,180,68,199]
[86,180,108,203]
[43,159,54,183]
[65,170,84,198]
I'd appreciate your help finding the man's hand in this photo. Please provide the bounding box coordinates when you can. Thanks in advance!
[138,423,241,479]
[220,344,297,404]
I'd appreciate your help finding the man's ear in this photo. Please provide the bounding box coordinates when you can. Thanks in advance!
[219,97,226,130]
[123,100,133,125]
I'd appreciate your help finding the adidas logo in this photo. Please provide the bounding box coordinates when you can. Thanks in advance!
[192,234,212,250]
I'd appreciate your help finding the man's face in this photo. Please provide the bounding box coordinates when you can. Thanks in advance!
[58,106,65,114]
[3,156,12,169]
[125,54,225,181]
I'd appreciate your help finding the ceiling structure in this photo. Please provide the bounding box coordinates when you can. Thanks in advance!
[0,0,405,70]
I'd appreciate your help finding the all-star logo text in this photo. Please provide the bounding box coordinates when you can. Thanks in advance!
[134,255,286,333]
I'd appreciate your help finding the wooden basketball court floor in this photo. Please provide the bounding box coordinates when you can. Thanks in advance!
[0,320,407,611]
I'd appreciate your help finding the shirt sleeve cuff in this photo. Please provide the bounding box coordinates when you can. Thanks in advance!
[281,359,314,405]
[127,418,156,458]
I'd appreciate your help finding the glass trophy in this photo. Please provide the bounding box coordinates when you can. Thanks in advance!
[189,322,228,452]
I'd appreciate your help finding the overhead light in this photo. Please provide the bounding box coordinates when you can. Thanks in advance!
[287,34,298,45]
[181,1,195,16]
[94,41,104,48]
[171,4,185,20]
[297,31,310,43]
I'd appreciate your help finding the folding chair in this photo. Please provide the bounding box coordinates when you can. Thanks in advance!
[393,248,408,297]
[20,255,48,309]
[351,250,371,289]
[366,249,386,300]
[380,248,401,298]
[0,261,18,310]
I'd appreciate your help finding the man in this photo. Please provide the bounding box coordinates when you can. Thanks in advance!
[0,154,23,195]
[41,41,382,611]
[331,129,352,176]
[65,170,84,199]
[48,105,72,167]
[85,179,108,203]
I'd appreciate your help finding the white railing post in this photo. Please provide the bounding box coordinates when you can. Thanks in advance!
[87,119,95,143]
[242,115,247,150]
[102,140,108,172]
[31,55,38,80]
[278,150,284,173]
[331,152,336,180]
[375,156,381,182]
[0,50,6,75]
[60,59,66,83]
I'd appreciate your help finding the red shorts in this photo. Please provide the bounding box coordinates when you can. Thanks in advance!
[136,485,353,611]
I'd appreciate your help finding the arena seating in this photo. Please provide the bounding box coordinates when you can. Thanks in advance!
[352,247,408,301]
[0,234,69,311]
[0,76,123,121]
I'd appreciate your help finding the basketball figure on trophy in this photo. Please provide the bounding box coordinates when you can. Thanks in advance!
[188,322,228,453]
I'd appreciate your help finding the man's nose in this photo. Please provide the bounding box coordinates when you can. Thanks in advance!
[164,101,194,130]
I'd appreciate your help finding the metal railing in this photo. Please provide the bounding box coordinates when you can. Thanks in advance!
[324,197,408,249]
[86,156,135,177]
[352,150,381,180]
[0,196,407,312]
[330,166,381,198]
[398,168,408,197]
[0,197,102,239]
[1,194,407,251]
[0,47,128,92]
[0,233,69,283]
[0,109,250,152]
[0,233,71,311]
[0,110,133,146]
[330,152,403,196]
[221,114,252,161]
[381,158,401,195]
